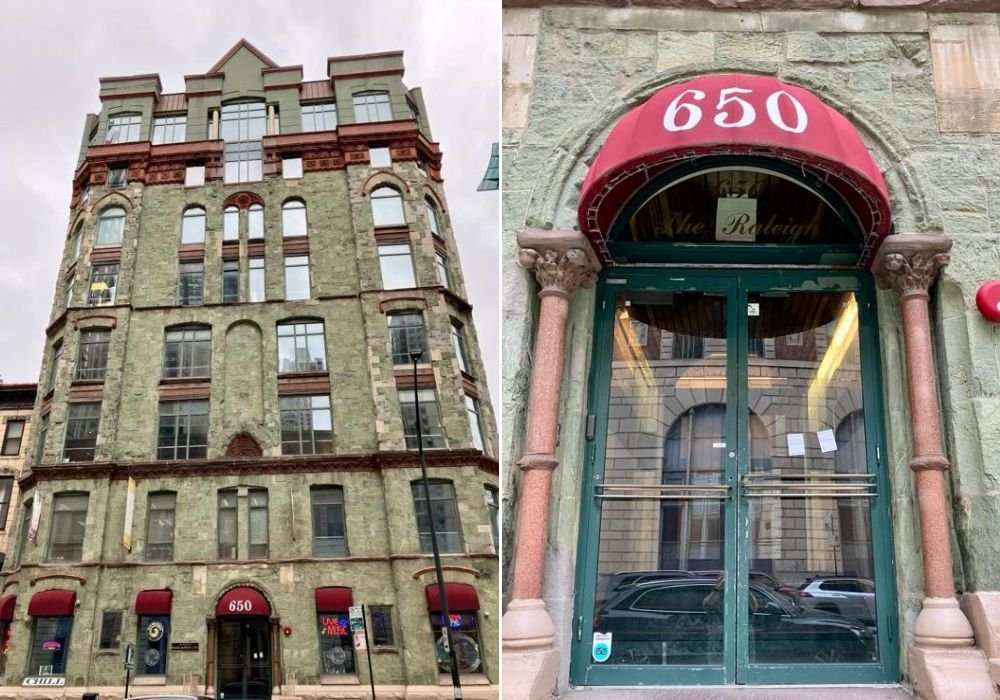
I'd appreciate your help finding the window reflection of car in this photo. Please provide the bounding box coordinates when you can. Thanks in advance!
[596,569,697,606]
[796,576,876,626]
[593,578,875,666]
[691,569,800,606]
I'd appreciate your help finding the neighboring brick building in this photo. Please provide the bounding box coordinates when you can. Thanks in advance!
[0,384,35,566]
[502,4,1000,700]
[0,40,498,698]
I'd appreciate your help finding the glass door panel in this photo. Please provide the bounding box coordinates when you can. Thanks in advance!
[592,290,731,669]
[743,290,878,667]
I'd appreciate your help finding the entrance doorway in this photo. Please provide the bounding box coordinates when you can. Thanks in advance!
[218,617,271,700]
[571,270,898,685]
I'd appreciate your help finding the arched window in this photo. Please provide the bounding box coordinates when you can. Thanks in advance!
[371,186,405,227]
[96,207,126,246]
[248,204,264,239]
[70,221,84,260]
[424,198,441,236]
[282,200,307,237]
[223,206,239,241]
[181,207,206,244]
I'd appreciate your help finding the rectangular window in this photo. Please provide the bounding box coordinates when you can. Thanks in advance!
[284,255,311,300]
[71,228,82,260]
[377,244,416,290]
[223,207,240,240]
[99,610,122,649]
[280,395,333,455]
[411,481,463,553]
[64,278,75,310]
[151,115,186,144]
[106,113,141,143]
[63,403,100,462]
[96,210,125,246]
[399,389,445,449]
[2,420,25,456]
[185,165,205,187]
[88,264,119,306]
[429,612,480,674]
[370,606,395,647]
[145,492,176,561]
[353,93,392,123]
[248,489,268,559]
[301,103,338,132]
[107,165,128,188]
[137,614,169,675]
[450,320,469,374]
[27,617,73,676]
[47,342,63,392]
[485,486,499,550]
[369,146,391,168]
[435,252,451,290]
[157,400,209,460]
[318,612,355,675]
[222,260,240,303]
[311,487,346,556]
[75,328,111,381]
[248,206,264,239]
[465,395,485,452]
[34,415,48,466]
[0,477,13,528]
[218,490,237,559]
[177,262,204,306]
[163,326,211,378]
[283,157,303,179]
[249,257,265,302]
[14,499,31,567]
[277,321,326,373]
[388,313,427,365]
[47,492,89,562]
[222,102,266,184]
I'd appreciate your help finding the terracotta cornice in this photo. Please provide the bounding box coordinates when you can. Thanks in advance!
[87,142,152,160]
[338,120,419,140]
[262,132,339,149]
[873,233,952,300]
[21,449,498,488]
[517,228,603,298]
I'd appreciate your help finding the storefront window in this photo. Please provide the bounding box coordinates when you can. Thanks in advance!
[318,613,354,675]
[27,616,73,676]
[136,614,169,675]
[430,611,482,674]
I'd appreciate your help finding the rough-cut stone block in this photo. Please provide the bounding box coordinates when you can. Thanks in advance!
[787,32,849,62]
[931,23,1000,133]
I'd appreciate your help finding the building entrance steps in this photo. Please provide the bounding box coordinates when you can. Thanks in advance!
[560,686,912,699]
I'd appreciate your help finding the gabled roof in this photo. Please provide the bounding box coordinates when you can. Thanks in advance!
[209,39,278,74]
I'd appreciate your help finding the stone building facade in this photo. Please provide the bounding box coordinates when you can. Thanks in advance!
[0,40,498,699]
[502,3,1000,699]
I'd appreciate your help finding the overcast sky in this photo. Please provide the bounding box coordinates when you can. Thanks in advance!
[0,0,500,401]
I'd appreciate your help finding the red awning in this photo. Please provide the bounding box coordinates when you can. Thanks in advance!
[579,73,892,267]
[425,583,479,612]
[215,587,270,617]
[315,587,353,613]
[0,595,16,622]
[135,589,172,616]
[27,589,76,617]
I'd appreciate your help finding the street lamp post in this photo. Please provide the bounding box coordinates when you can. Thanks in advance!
[410,348,463,699]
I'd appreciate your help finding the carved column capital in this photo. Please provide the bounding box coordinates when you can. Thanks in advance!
[517,228,602,298]
[873,234,952,298]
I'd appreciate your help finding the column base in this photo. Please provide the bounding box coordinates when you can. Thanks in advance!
[909,644,994,699]
[914,597,975,647]
[501,598,556,649]
[502,645,560,700]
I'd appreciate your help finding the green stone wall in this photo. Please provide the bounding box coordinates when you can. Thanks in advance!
[502,5,1000,690]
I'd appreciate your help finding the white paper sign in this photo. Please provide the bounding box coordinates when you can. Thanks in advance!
[817,429,838,453]
[786,433,806,457]
[27,491,43,543]
[122,477,136,551]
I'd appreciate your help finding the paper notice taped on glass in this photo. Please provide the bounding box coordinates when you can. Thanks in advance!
[817,429,838,453]
[786,433,806,457]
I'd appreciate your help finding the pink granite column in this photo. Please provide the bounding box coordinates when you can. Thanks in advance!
[503,229,599,666]
[873,233,974,647]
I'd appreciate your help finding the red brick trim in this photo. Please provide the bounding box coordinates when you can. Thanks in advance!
[394,368,435,390]
[433,236,449,256]
[373,228,411,244]
[89,247,122,264]
[221,242,240,260]
[462,378,479,399]
[247,241,266,257]
[178,245,205,262]
[223,191,265,209]
[281,237,310,255]
[69,383,105,402]
[158,378,211,400]
[277,372,330,395]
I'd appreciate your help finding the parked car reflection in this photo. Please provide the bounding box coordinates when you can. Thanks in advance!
[593,577,876,666]
[794,576,876,626]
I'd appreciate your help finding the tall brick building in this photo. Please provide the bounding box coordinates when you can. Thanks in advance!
[502,3,1000,699]
[0,40,498,698]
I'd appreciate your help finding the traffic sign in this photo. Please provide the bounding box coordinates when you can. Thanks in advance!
[349,605,365,631]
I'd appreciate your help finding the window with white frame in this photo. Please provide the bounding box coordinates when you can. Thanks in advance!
[163,326,211,378]
[151,115,186,144]
[249,257,265,302]
[181,207,206,244]
[96,207,125,246]
[388,313,427,365]
[377,244,416,290]
[465,395,485,452]
[282,200,307,237]
[435,252,451,290]
[277,320,326,373]
[284,255,311,300]
[399,388,445,449]
[88,264,119,306]
[280,396,333,455]
[222,260,239,303]
[450,319,469,374]
[425,199,441,236]
[370,186,405,227]
[353,92,392,123]
[221,101,266,183]
[47,492,89,562]
[301,102,337,132]
[369,146,391,168]
[248,204,264,239]
[106,113,141,143]
[223,206,239,241]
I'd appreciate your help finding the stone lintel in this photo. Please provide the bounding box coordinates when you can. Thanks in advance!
[872,233,952,298]
[517,228,602,297]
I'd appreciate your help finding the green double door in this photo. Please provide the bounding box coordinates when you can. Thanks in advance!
[572,269,898,686]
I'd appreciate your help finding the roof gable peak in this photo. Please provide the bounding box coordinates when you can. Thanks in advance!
[209,39,279,74]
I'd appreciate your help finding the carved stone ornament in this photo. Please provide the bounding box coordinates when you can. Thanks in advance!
[873,234,952,298]
[516,228,602,296]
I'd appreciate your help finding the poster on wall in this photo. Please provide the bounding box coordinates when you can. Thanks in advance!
[122,477,136,551]
[27,491,43,543]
